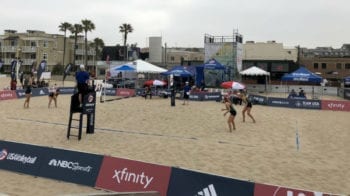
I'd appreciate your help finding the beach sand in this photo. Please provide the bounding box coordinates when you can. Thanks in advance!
[0,76,349,195]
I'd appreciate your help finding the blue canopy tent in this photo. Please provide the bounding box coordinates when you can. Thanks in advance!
[281,66,323,99]
[281,67,323,83]
[196,59,226,87]
[161,66,194,77]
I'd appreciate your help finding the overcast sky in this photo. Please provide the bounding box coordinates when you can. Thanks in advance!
[1,0,349,48]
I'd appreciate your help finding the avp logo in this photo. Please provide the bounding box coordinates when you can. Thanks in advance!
[0,149,8,160]
[39,90,45,95]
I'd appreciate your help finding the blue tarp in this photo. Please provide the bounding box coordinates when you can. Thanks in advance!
[281,67,323,83]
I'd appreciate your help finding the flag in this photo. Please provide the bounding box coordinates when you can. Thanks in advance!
[37,60,47,81]
[63,63,72,82]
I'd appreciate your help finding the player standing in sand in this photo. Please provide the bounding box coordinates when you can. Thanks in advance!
[221,96,237,132]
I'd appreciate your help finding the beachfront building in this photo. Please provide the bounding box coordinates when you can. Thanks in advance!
[0,29,96,74]
[242,40,299,84]
[299,45,350,86]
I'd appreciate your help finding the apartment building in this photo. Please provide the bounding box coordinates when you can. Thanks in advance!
[299,45,350,84]
[0,30,95,73]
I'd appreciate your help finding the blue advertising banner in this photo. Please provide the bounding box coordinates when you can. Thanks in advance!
[189,92,222,101]
[104,88,117,96]
[38,147,103,187]
[267,97,321,110]
[15,88,49,98]
[58,87,76,95]
[248,94,268,105]
[344,89,350,100]
[167,167,254,196]
[0,140,48,176]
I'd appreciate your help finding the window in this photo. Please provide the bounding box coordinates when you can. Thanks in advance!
[30,54,36,59]
[336,63,342,69]
[43,53,48,60]
[10,40,16,46]
[170,56,175,61]
[345,64,350,69]
[313,63,319,69]
[321,63,327,69]
[30,41,36,47]
[43,41,48,47]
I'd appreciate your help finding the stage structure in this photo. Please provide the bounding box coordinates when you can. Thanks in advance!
[204,29,243,81]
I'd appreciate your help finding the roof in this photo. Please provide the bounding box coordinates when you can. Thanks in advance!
[239,66,270,76]
[128,60,167,73]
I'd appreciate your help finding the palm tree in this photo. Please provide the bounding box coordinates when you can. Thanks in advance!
[89,37,105,78]
[81,19,95,66]
[89,37,105,60]
[69,24,83,65]
[58,22,72,66]
[119,23,133,60]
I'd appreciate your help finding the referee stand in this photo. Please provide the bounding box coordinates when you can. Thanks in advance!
[67,86,96,140]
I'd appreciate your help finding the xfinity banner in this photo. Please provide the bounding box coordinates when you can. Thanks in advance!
[95,156,171,196]
[254,183,335,196]
[0,140,47,176]
[167,167,254,196]
[0,90,17,101]
[38,147,103,187]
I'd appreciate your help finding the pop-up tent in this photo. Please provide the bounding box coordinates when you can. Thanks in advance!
[281,67,322,83]
[240,66,270,91]
[128,59,167,73]
[281,66,323,99]
[196,59,226,87]
[161,65,194,77]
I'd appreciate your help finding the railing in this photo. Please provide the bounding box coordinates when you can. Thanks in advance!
[21,46,37,53]
[1,46,18,53]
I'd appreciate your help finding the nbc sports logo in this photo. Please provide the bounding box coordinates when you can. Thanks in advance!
[196,184,217,196]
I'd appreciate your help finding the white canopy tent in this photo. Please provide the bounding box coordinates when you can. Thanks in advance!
[128,59,167,73]
[239,66,270,92]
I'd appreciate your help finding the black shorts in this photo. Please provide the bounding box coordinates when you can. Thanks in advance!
[184,93,189,99]
[49,92,55,97]
[25,88,31,94]
[230,110,237,116]
[77,83,88,94]
[247,102,252,108]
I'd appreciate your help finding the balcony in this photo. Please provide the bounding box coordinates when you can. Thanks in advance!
[74,60,95,66]
[1,46,18,53]
[2,58,34,65]
[21,46,37,53]
[75,49,96,55]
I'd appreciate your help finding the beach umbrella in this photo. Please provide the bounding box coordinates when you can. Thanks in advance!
[144,79,167,86]
[221,81,245,90]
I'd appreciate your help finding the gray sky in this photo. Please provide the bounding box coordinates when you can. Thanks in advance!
[1,0,349,48]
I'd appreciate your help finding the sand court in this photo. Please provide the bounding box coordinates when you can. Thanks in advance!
[0,76,349,195]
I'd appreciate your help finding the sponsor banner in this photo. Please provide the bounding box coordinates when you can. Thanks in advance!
[58,87,76,95]
[83,92,96,114]
[15,89,26,98]
[0,140,47,176]
[321,100,350,111]
[248,94,267,105]
[0,90,17,101]
[38,147,103,187]
[189,92,222,101]
[167,167,254,196]
[104,88,117,96]
[95,156,171,196]
[344,89,350,100]
[267,97,321,110]
[267,97,294,108]
[254,183,336,196]
[117,88,135,97]
[32,88,49,97]
[293,99,321,110]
